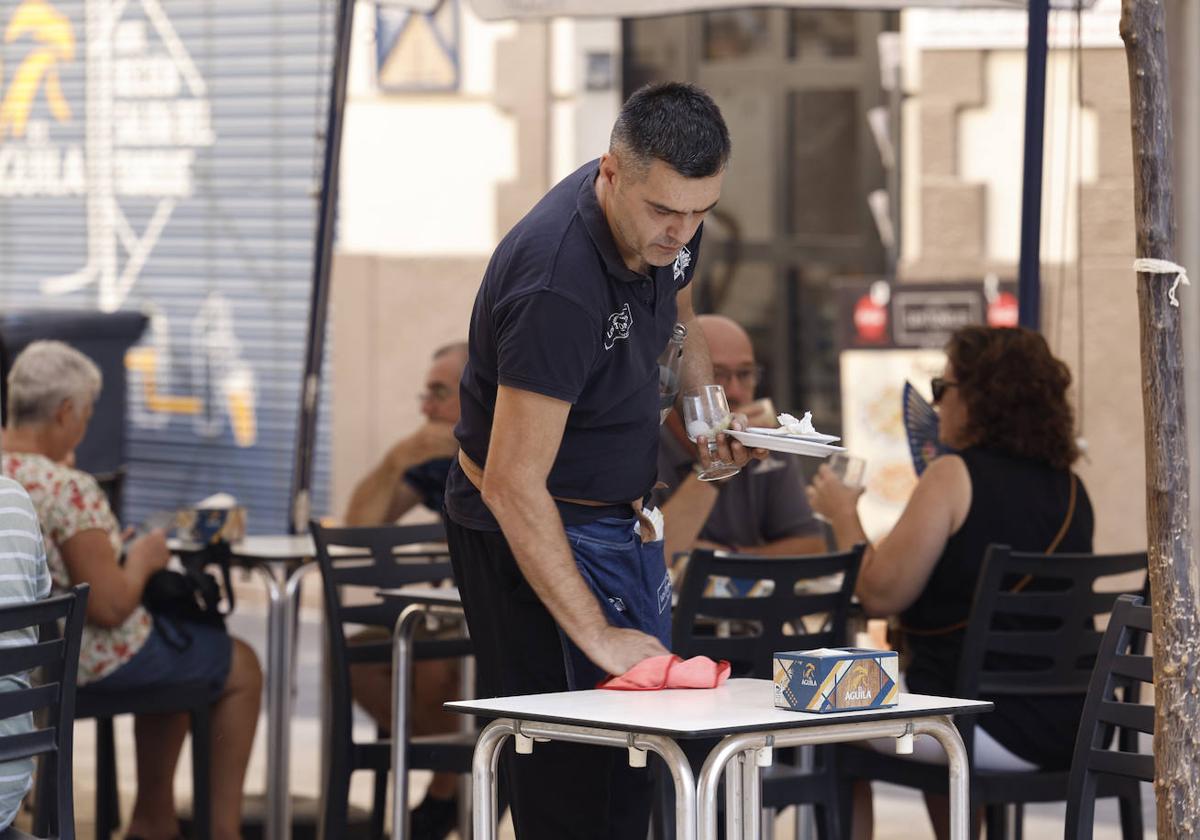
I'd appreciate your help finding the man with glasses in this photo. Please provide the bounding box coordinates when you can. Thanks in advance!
[656,315,826,574]
[345,341,467,524]
[343,340,467,840]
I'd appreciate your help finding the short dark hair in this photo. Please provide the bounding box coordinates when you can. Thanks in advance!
[610,82,731,178]
[946,326,1079,470]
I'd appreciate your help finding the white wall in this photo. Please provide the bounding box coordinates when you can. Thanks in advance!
[900,0,1119,268]
[339,1,519,257]
[338,4,619,259]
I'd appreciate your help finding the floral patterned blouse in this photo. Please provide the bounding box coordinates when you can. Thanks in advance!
[2,452,152,684]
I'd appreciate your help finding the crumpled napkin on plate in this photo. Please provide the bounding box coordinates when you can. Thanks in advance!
[598,654,732,690]
[775,411,817,436]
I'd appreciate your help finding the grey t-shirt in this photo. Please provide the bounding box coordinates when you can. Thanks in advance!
[0,477,52,830]
[653,426,823,549]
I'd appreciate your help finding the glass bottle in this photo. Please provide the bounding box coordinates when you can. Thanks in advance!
[657,323,687,424]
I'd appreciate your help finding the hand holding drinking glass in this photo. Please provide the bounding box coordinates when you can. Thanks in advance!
[807,455,867,521]
[681,385,742,482]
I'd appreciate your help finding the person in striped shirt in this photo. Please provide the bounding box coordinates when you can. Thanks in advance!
[0,472,53,831]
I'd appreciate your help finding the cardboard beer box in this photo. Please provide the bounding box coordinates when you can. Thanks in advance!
[773,648,899,713]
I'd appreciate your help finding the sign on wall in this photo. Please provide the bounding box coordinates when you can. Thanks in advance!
[0,0,334,532]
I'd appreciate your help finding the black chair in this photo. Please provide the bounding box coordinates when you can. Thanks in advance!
[3,584,88,840]
[1065,594,1154,840]
[74,681,214,840]
[310,521,474,840]
[839,545,1147,839]
[670,545,864,839]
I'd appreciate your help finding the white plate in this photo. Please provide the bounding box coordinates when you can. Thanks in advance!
[729,429,845,458]
[746,427,841,444]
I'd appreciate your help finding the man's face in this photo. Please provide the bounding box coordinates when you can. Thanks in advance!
[601,154,724,270]
[420,351,465,424]
[704,325,758,410]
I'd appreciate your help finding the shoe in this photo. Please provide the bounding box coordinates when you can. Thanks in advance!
[409,793,458,840]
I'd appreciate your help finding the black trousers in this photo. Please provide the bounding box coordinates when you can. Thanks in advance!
[446,517,654,840]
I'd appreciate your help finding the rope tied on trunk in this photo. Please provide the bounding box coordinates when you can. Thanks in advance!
[1133,258,1190,307]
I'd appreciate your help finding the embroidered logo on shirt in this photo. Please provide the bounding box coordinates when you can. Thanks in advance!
[672,245,692,284]
[604,302,633,350]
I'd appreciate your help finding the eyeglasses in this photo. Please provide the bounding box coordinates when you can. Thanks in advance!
[418,385,454,404]
[930,377,959,404]
[713,365,763,388]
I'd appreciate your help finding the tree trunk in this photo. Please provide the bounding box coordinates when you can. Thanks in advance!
[1119,1,1200,835]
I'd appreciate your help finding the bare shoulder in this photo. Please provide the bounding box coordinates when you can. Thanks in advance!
[916,454,972,528]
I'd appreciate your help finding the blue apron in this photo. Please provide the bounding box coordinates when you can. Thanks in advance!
[559,516,671,690]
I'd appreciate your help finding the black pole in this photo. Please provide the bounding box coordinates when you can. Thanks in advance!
[1017,0,1050,330]
[288,0,355,534]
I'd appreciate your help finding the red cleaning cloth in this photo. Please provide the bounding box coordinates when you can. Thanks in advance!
[598,654,732,690]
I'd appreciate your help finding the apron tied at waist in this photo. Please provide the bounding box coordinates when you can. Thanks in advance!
[457,449,661,543]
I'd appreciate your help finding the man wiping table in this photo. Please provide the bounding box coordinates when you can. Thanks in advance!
[443,82,762,838]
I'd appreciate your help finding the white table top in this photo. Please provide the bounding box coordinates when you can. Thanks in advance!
[169,535,450,562]
[378,585,462,606]
[446,679,991,738]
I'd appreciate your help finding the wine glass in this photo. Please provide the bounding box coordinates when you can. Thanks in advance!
[681,385,741,482]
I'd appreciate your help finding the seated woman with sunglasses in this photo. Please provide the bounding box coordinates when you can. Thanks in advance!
[807,325,1092,840]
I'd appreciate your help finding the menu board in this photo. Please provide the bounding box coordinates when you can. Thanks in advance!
[839,348,946,541]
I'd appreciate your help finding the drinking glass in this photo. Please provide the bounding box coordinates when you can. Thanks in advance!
[681,385,742,482]
[829,453,867,488]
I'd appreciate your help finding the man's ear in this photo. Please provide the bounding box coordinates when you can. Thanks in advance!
[598,151,618,187]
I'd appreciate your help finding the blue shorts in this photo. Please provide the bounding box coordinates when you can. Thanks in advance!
[86,616,233,702]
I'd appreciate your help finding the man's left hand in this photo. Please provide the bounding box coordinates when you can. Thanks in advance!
[695,413,768,470]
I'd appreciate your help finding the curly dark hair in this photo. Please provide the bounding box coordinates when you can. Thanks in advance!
[946,325,1078,469]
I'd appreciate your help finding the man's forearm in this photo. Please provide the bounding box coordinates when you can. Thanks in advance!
[679,312,714,393]
[735,533,827,557]
[487,483,611,658]
[345,441,420,525]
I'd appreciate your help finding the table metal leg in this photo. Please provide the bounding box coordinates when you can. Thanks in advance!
[390,605,429,840]
[724,753,744,839]
[914,717,970,840]
[471,720,516,840]
[697,717,970,840]
[741,750,761,840]
[256,560,320,840]
[255,563,288,840]
[467,720,698,840]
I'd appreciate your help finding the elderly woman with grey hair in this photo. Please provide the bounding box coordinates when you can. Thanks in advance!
[2,340,261,840]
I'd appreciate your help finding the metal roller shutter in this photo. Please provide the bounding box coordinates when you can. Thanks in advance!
[0,0,335,533]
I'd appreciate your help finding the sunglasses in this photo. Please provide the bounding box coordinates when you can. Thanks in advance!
[931,377,958,404]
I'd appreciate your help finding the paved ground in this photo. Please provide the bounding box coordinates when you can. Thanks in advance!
[25,592,1156,839]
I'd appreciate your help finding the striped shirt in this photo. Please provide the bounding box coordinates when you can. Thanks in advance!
[0,476,52,830]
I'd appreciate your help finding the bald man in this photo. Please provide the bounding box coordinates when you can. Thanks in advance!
[655,315,825,569]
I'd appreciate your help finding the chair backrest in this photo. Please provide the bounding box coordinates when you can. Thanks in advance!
[957,545,1147,700]
[309,521,459,736]
[672,545,864,678]
[0,584,88,840]
[1064,594,1154,840]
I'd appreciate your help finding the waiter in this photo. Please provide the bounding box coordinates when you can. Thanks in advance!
[444,82,755,838]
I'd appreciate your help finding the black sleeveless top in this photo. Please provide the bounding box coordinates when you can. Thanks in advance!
[902,446,1094,769]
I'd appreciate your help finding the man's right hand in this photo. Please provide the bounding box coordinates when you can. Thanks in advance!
[588,625,671,677]
[393,421,459,466]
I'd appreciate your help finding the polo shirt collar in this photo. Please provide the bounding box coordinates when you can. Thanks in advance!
[577,162,650,284]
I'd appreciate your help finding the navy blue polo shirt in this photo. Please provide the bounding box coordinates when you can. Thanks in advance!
[445,159,703,531]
